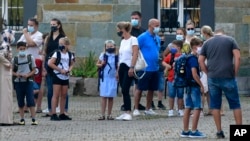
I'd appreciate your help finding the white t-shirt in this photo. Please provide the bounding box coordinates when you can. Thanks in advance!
[18,31,43,59]
[52,51,74,80]
[119,36,138,67]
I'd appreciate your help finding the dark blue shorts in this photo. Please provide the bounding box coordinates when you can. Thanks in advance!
[15,81,35,108]
[137,71,159,91]
[52,75,69,86]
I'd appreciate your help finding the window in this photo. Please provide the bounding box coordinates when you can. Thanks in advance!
[158,0,200,34]
[1,0,24,31]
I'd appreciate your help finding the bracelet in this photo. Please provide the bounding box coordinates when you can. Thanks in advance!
[130,66,135,69]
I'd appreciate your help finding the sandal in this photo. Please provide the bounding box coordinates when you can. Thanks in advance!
[98,116,105,120]
[107,115,114,120]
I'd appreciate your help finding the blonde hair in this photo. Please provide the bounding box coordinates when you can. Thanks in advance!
[186,20,195,28]
[117,21,132,33]
[104,39,117,54]
[59,37,70,45]
[201,25,213,37]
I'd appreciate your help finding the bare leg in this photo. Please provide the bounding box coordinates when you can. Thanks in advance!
[169,98,174,110]
[233,109,242,125]
[178,98,184,110]
[212,109,222,132]
[146,90,154,110]
[191,109,201,131]
[107,98,113,116]
[29,107,36,119]
[134,89,142,109]
[59,85,68,115]
[37,78,45,111]
[19,107,25,119]
[101,97,107,116]
[51,85,60,114]
[183,108,191,131]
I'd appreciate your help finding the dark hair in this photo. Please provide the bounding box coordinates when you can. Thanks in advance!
[29,17,39,25]
[172,40,183,49]
[42,32,49,40]
[17,41,27,48]
[176,27,187,37]
[190,37,202,49]
[131,11,142,18]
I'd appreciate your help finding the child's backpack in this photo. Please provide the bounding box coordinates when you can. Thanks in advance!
[47,50,72,75]
[97,53,118,91]
[13,54,33,81]
[173,54,196,88]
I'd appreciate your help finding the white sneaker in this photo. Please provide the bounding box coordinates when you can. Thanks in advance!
[122,113,132,121]
[133,109,141,116]
[115,113,126,120]
[42,108,49,113]
[168,110,174,117]
[56,107,60,113]
[178,109,184,117]
[144,109,158,115]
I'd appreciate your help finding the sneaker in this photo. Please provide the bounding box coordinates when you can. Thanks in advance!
[120,105,125,111]
[115,113,126,120]
[144,109,158,115]
[189,130,206,138]
[50,114,60,121]
[138,103,146,110]
[56,107,60,113]
[18,119,25,125]
[31,119,38,125]
[59,114,72,120]
[168,110,174,117]
[42,108,49,113]
[122,113,132,121]
[151,101,156,110]
[133,109,141,116]
[157,102,166,110]
[178,109,184,117]
[180,130,190,138]
[216,130,225,139]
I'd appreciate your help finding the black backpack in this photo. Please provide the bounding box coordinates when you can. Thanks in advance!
[47,50,72,75]
[97,53,118,91]
[13,54,33,81]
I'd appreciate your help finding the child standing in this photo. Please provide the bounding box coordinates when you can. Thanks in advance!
[180,37,206,138]
[12,41,38,125]
[48,37,74,121]
[162,40,184,117]
[96,40,118,120]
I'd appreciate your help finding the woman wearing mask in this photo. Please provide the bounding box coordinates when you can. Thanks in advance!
[43,18,68,117]
[185,20,196,43]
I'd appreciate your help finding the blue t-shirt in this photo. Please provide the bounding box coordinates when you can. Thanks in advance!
[137,31,160,71]
[186,55,200,81]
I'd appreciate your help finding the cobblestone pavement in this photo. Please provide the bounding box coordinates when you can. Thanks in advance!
[0,95,249,141]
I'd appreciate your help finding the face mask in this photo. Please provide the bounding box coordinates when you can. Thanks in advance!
[197,47,202,55]
[117,31,123,37]
[28,26,35,33]
[200,34,206,41]
[106,48,115,53]
[160,41,165,46]
[58,45,65,51]
[153,27,160,34]
[51,26,58,32]
[187,30,195,36]
[19,51,26,57]
[170,47,177,54]
[176,35,184,41]
[131,19,139,27]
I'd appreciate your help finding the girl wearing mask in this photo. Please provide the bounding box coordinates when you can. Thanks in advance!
[96,40,118,120]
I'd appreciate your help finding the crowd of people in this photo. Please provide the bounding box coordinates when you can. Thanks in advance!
[0,10,243,139]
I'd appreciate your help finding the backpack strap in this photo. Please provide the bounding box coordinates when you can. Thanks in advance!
[27,54,32,71]
[115,55,119,69]
[68,51,72,66]
[13,56,18,72]
[55,51,61,66]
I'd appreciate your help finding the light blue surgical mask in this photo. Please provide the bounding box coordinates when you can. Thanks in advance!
[19,51,26,57]
[200,34,206,41]
[28,26,35,33]
[187,30,195,36]
[176,35,184,40]
[131,19,139,27]
[153,27,160,34]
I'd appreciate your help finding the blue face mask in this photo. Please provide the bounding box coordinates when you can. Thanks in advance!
[170,47,177,54]
[28,26,35,33]
[131,19,139,27]
[153,27,160,34]
[19,51,26,57]
[176,35,184,40]
[200,34,206,41]
[187,30,195,36]
[58,45,65,51]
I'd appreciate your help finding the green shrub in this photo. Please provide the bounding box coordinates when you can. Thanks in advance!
[72,51,98,78]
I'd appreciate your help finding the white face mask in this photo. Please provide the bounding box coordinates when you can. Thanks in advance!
[197,47,202,55]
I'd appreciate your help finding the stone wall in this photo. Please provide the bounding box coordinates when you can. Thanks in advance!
[37,0,140,57]
[215,0,250,76]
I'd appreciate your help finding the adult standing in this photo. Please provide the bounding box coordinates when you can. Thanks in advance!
[115,21,139,121]
[133,19,160,116]
[185,20,196,43]
[198,29,242,138]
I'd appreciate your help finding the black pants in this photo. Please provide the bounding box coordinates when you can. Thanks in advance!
[118,63,134,111]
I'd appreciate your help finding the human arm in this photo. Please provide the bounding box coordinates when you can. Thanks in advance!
[198,55,207,74]
[22,28,42,47]
[191,67,204,94]
[233,49,241,76]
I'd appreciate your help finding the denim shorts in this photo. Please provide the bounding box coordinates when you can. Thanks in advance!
[185,86,202,109]
[208,78,241,110]
[158,71,165,91]
[167,81,184,98]
[15,81,35,108]
[137,71,158,91]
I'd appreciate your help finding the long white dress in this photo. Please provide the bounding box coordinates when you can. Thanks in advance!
[99,53,118,98]
[0,53,13,124]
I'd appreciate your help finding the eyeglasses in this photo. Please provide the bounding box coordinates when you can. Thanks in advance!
[187,28,194,31]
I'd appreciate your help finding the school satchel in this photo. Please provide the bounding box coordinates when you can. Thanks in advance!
[134,50,148,79]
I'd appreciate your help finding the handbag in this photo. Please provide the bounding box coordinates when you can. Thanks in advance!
[134,49,148,79]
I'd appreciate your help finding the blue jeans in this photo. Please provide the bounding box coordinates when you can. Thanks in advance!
[208,78,241,110]
[185,86,202,109]
[167,81,184,98]
[158,71,164,92]
[15,81,35,107]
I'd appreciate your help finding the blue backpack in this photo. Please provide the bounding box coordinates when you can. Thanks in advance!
[173,54,196,88]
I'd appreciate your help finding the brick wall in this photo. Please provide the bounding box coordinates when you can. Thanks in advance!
[37,0,140,57]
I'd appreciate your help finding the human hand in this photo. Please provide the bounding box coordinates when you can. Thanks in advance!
[23,28,28,34]
[200,86,204,94]
[128,68,134,77]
